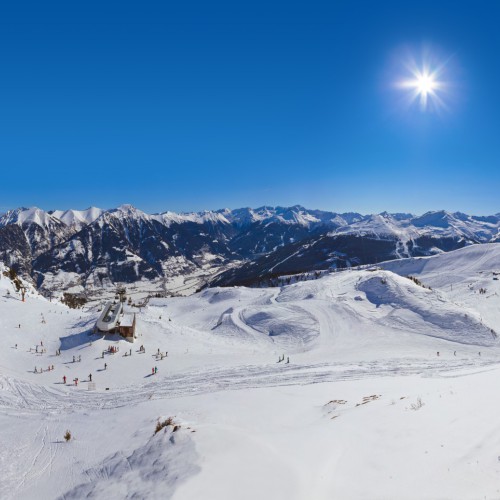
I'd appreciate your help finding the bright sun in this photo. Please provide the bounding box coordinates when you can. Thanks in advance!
[416,72,436,95]
[398,64,445,111]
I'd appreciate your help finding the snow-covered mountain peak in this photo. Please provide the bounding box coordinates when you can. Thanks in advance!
[110,204,150,221]
[0,207,62,229]
[50,207,104,227]
[160,210,230,227]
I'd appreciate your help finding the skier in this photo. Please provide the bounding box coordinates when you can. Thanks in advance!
[130,349,132,356]
[104,363,107,370]
[63,375,66,384]
[155,366,158,374]
[73,355,75,363]
[437,352,440,357]
[89,373,92,382]
[152,367,155,375]
[78,355,81,362]
[15,344,17,349]
[286,357,289,364]
[34,367,37,373]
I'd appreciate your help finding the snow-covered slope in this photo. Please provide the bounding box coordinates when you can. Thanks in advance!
[381,242,500,285]
[2,252,500,499]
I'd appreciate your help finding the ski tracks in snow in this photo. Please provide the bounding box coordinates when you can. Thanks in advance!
[6,422,58,499]
[1,358,498,415]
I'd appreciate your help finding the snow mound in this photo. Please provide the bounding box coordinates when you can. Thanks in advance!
[357,271,497,346]
[59,426,199,500]
[210,307,266,345]
[381,243,500,288]
[241,304,319,345]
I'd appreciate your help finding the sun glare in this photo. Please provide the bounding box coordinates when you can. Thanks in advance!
[396,51,449,112]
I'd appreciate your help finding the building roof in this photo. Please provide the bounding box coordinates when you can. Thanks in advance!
[120,313,135,328]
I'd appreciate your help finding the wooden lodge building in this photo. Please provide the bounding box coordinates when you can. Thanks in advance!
[118,313,136,341]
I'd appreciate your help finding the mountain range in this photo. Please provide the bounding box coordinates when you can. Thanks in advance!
[1,204,500,297]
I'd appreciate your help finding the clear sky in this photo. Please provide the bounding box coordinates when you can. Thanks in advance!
[1,1,500,215]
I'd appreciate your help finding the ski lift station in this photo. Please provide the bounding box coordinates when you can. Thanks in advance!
[95,302,136,342]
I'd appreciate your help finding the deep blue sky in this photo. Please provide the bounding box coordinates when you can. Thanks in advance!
[1,1,500,214]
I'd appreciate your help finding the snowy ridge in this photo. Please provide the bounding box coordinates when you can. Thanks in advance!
[3,205,500,238]
[3,204,500,296]
[159,210,231,227]
[0,207,62,229]
[50,207,104,228]
[331,210,500,242]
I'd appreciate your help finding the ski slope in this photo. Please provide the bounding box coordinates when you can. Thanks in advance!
[2,252,500,499]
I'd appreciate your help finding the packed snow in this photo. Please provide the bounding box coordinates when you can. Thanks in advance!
[2,246,500,499]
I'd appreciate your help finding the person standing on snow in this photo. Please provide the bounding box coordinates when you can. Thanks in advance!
[89,373,92,382]
[63,375,66,384]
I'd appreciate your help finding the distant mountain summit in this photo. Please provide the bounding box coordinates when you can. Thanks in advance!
[1,205,499,296]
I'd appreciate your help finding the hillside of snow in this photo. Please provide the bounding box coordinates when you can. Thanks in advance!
[2,253,500,499]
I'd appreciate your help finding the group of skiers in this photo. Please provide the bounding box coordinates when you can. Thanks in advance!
[62,373,92,385]
[156,348,168,360]
[277,354,290,364]
[29,343,47,354]
[34,365,55,373]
